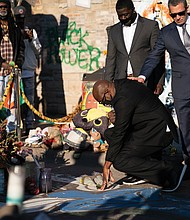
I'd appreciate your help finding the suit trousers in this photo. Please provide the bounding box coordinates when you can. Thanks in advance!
[105,128,174,186]
[174,98,190,157]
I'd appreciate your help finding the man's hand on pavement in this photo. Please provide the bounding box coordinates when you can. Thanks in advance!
[100,161,115,190]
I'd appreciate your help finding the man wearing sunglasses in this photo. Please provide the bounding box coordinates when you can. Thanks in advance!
[130,0,190,165]
[92,79,188,191]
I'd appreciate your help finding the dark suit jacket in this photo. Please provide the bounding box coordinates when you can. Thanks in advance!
[105,15,165,91]
[140,20,190,99]
[105,79,178,162]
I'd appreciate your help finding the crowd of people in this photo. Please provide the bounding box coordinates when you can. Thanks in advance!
[0,0,189,195]
[1,0,190,218]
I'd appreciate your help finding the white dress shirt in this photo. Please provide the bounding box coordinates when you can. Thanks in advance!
[123,14,138,75]
[176,16,190,44]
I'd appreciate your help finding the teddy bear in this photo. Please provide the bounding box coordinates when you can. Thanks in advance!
[90,128,108,153]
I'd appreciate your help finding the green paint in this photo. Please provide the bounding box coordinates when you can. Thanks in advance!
[60,21,101,71]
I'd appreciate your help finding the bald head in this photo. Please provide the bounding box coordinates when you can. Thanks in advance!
[92,80,115,104]
[92,80,109,101]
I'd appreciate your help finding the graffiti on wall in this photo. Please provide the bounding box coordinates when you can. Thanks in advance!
[59,21,101,71]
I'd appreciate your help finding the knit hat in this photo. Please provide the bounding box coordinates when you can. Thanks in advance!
[0,0,11,7]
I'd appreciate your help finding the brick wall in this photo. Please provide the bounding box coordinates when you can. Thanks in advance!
[27,0,118,118]
[25,0,174,118]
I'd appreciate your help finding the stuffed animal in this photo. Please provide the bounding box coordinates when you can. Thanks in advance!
[63,128,90,150]
[90,128,108,153]
[72,108,109,137]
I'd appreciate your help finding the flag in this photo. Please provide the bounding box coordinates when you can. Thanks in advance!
[3,79,25,110]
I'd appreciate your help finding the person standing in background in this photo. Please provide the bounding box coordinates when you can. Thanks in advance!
[14,6,41,135]
[0,0,24,132]
[105,0,165,95]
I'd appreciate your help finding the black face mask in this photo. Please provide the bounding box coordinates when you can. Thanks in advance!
[120,11,137,26]
[101,100,112,107]
[101,94,113,107]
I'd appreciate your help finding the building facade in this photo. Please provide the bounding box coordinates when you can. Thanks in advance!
[17,0,181,120]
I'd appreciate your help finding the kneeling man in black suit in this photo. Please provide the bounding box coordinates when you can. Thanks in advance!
[93,79,184,191]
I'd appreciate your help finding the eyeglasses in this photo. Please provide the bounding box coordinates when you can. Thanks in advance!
[0,5,8,9]
[170,10,186,18]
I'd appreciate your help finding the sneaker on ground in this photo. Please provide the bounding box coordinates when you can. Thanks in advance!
[122,175,146,186]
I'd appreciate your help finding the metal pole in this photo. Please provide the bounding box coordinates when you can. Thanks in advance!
[14,66,22,141]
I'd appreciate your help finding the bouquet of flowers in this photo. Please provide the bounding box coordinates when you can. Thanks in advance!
[0,120,26,168]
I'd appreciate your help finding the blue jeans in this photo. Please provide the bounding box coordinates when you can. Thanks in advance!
[21,76,35,129]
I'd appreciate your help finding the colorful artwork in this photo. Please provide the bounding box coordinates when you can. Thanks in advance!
[82,81,97,110]
[141,0,172,28]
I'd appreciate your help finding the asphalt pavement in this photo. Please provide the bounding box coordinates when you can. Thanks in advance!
[0,142,190,220]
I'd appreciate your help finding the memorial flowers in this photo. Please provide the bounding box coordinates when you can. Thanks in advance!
[0,120,25,168]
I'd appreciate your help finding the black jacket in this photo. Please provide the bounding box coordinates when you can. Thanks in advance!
[105,79,178,162]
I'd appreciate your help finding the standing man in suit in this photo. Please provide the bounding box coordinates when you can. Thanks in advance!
[131,0,190,164]
[105,0,165,94]
[92,79,184,191]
